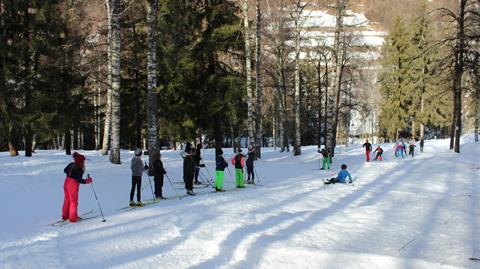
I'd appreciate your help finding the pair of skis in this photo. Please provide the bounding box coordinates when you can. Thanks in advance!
[49,209,98,227]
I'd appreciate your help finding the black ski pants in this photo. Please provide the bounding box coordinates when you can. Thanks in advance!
[246,163,254,181]
[130,176,142,202]
[154,176,164,197]
[184,175,193,191]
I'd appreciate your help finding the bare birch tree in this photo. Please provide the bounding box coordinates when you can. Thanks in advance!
[242,0,255,148]
[146,0,159,173]
[108,0,121,164]
[255,0,262,158]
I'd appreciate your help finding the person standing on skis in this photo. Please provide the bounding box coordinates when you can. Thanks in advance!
[246,145,256,184]
[62,152,92,222]
[363,139,372,162]
[130,149,148,207]
[408,141,416,157]
[214,148,229,191]
[183,147,196,195]
[318,147,332,170]
[374,145,384,161]
[153,151,167,199]
[231,148,246,188]
[193,143,204,185]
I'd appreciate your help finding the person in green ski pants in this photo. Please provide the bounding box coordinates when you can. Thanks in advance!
[318,147,332,170]
[231,148,246,188]
[215,149,229,191]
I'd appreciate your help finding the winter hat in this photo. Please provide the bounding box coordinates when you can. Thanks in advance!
[73,152,85,166]
[134,149,142,156]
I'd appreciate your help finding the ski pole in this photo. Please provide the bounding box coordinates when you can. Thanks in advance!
[144,162,155,200]
[203,163,214,182]
[165,174,182,200]
[88,175,106,222]
[227,167,237,191]
[254,167,261,184]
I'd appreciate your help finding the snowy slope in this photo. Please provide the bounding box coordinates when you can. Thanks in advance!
[0,137,479,269]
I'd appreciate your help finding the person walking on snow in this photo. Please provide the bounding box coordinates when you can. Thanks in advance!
[363,139,372,162]
[193,143,204,185]
[318,147,332,170]
[183,147,196,196]
[215,148,229,191]
[62,152,92,222]
[323,164,353,185]
[153,152,167,199]
[408,142,416,157]
[231,149,246,188]
[246,145,256,184]
[374,145,384,161]
[130,149,148,207]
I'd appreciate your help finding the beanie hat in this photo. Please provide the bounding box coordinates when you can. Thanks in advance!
[134,149,142,156]
[73,152,85,166]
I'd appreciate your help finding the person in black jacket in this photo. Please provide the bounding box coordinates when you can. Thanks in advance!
[246,145,255,184]
[183,147,196,195]
[214,148,229,191]
[363,139,372,162]
[62,152,92,222]
[153,152,167,199]
[193,143,203,185]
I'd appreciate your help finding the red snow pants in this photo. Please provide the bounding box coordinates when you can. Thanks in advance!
[62,177,80,222]
[366,150,371,162]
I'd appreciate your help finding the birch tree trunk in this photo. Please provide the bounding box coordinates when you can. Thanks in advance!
[254,0,262,158]
[330,0,347,156]
[147,0,159,174]
[242,0,255,147]
[450,0,466,153]
[102,0,113,155]
[109,0,121,164]
[475,76,479,142]
[291,1,304,156]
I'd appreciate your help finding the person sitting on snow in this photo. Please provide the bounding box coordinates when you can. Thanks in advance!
[323,164,353,185]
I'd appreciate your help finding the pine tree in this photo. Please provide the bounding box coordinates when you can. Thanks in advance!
[378,17,411,140]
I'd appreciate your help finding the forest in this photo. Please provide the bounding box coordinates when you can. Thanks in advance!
[0,0,479,164]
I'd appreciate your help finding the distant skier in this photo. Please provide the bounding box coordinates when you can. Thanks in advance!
[363,139,372,162]
[153,152,167,199]
[183,147,196,196]
[193,143,204,185]
[318,147,331,170]
[246,145,255,184]
[130,149,148,207]
[62,152,93,222]
[214,148,229,192]
[419,138,424,153]
[408,142,416,157]
[231,148,246,188]
[373,145,384,161]
[323,164,353,185]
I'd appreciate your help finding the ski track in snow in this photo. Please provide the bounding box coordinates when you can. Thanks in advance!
[0,137,479,268]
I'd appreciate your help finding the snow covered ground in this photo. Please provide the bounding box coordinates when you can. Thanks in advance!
[0,137,479,269]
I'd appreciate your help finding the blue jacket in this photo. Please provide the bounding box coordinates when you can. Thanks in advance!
[336,169,352,183]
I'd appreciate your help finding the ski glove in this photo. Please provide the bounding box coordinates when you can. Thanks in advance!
[86,177,93,184]
[144,164,149,170]
[199,164,206,168]
[163,170,167,174]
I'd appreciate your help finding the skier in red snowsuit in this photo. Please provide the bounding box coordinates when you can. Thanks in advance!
[62,152,92,222]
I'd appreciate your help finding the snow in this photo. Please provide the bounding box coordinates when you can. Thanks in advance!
[1,137,479,268]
